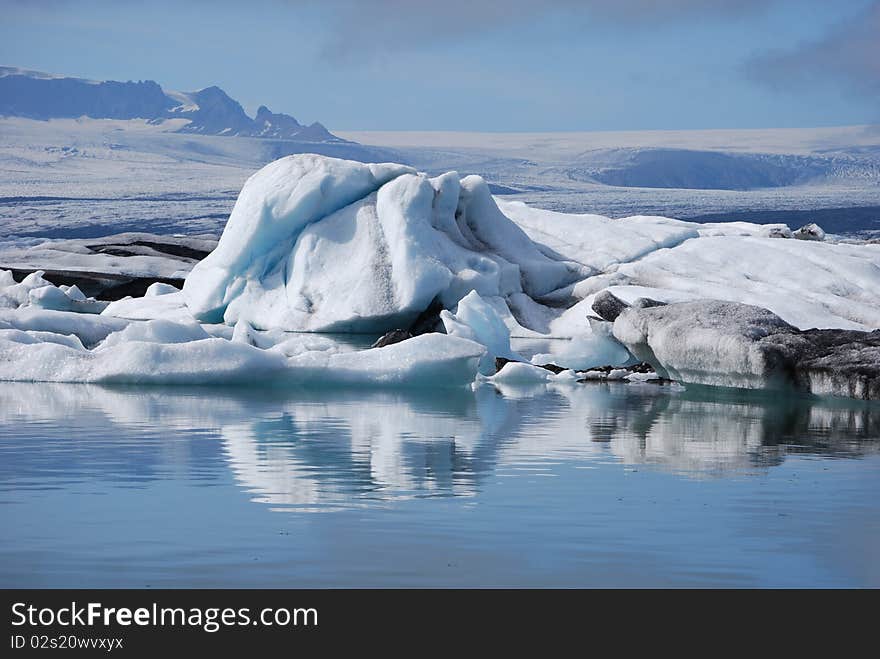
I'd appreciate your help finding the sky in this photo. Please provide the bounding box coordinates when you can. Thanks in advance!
[0,0,878,132]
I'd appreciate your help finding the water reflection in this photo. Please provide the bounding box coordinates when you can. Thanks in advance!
[0,381,877,511]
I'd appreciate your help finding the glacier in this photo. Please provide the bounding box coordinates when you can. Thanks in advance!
[0,153,879,399]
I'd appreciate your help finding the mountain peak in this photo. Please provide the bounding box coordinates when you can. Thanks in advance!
[253,105,306,138]
[0,66,346,142]
[193,85,230,98]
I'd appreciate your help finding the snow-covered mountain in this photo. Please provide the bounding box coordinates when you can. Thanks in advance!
[0,66,345,143]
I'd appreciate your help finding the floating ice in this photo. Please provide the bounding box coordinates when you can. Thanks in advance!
[0,325,483,387]
[145,282,181,296]
[572,236,880,331]
[529,321,632,371]
[182,155,585,333]
[612,300,880,399]
[489,361,576,384]
[441,290,520,374]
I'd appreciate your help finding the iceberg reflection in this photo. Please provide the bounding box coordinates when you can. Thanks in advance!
[0,382,877,511]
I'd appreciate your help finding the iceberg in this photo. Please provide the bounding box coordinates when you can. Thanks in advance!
[1,154,879,398]
[611,299,880,400]
[182,156,415,326]
[572,235,880,331]
[182,154,586,333]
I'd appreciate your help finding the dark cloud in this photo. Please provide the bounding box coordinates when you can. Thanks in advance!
[289,0,777,61]
[746,1,880,98]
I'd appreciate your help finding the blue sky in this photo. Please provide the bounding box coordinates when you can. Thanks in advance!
[1,0,878,131]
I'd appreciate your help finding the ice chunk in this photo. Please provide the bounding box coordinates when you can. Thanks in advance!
[183,155,584,333]
[29,284,108,314]
[578,236,880,331]
[612,299,880,399]
[99,319,211,349]
[297,334,484,387]
[489,361,576,384]
[145,282,180,296]
[441,290,519,374]
[0,270,53,308]
[231,318,258,346]
[529,332,631,371]
[0,323,483,387]
[59,284,87,301]
[0,307,128,347]
[0,269,107,314]
[761,225,793,239]
[613,300,795,389]
[236,173,457,332]
[102,291,193,322]
[0,328,85,350]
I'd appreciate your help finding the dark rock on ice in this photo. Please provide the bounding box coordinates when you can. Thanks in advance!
[591,289,666,322]
[793,223,826,241]
[494,356,567,375]
[371,329,413,349]
[408,298,445,336]
[591,290,630,322]
[626,362,655,373]
[5,268,184,301]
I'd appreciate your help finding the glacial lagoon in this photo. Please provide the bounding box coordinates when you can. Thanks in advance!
[1,379,877,588]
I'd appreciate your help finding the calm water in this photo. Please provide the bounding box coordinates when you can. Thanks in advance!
[0,380,878,588]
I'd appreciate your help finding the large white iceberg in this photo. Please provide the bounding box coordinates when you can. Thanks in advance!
[182,155,586,333]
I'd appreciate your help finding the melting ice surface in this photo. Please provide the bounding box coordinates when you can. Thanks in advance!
[1,380,878,587]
